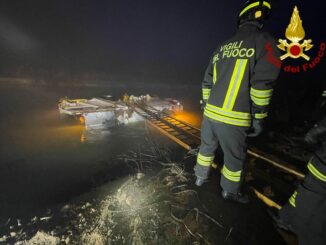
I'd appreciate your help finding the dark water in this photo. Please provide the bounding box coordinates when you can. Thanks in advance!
[0,84,291,245]
[0,84,201,219]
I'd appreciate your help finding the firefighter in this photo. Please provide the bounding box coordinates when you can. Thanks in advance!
[194,0,280,204]
[272,117,326,245]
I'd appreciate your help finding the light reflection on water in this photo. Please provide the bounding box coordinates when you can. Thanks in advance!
[0,85,201,218]
[173,110,201,128]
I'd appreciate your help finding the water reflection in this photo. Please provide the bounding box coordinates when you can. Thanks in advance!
[0,85,201,218]
[0,99,141,218]
[80,128,111,143]
[172,110,201,128]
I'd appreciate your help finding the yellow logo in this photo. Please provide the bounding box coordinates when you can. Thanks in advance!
[278,6,313,61]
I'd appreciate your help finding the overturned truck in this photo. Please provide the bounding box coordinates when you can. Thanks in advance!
[59,94,183,129]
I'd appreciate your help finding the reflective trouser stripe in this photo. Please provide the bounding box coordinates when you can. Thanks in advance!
[202,88,211,101]
[250,96,271,106]
[289,191,297,207]
[250,97,271,106]
[223,59,248,110]
[307,162,326,182]
[197,153,214,167]
[255,112,268,119]
[221,165,241,182]
[213,63,217,84]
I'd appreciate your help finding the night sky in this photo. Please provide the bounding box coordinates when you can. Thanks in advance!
[0,0,325,84]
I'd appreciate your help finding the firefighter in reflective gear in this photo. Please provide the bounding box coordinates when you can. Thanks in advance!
[274,117,326,245]
[194,0,281,203]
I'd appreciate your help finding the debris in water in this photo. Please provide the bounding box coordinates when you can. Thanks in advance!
[60,204,71,213]
[0,235,8,242]
[31,216,38,223]
[4,218,11,226]
[136,172,145,180]
[225,227,233,241]
[1,143,227,244]
[25,231,60,245]
[65,236,70,244]
[81,202,92,210]
[82,232,104,245]
[40,216,52,221]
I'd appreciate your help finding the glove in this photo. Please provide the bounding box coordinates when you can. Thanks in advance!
[248,119,264,137]
[200,100,206,111]
[304,124,326,145]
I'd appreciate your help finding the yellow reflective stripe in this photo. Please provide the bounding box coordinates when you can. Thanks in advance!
[222,166,241,177]
[213,63,217,85]
[289,191,297,207]
[223,59,248,110]
[255,112,268,119]
[211,162,218,169]
[202,88,211,100]
[250,88,273,98]
[197,158,211,166]
[221,165,241,182]
[198,153,214,161]
[222,174,239,182]
[204,109,251,127]
[223,60,240,109]
[202,88,211,93]
[251,96,271,106]
[197,159,211,166]
[289,198,296,207]
[197,153,214,167]
[222,172,240,182]
[263,1,271,9]
[206,103,250,119]
[250,88,273,106]
[228,59,248,110]
[307,163,326,182]
[239,1,271,16]
[239,2,260,16]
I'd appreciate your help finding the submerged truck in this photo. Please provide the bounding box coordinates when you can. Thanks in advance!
[59,94,183,129]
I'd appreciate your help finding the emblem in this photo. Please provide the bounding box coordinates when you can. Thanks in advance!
[277,6,313,61]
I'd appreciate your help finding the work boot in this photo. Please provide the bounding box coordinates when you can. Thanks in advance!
[267,209,294,232]
[194,165,210,187]
[221,189,250,204]
[195,177,205,186]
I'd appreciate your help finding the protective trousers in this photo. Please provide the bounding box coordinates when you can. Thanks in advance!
[194,117,248,194]
[279,143,326,245]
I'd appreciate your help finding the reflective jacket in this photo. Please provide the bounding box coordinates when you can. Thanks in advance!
[202,22,281,127]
